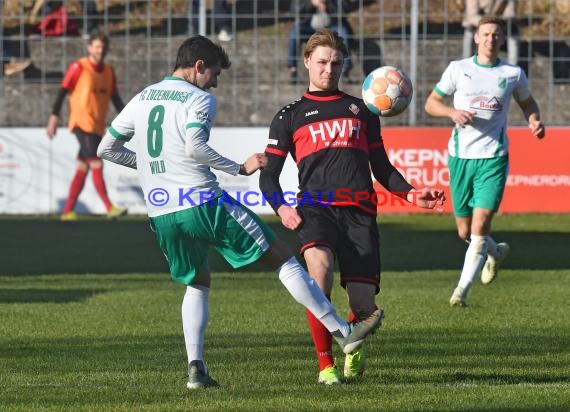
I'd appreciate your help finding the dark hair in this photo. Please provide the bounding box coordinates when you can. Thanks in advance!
[88,33,109,48]
[304,29,348,59]
[477,16,506,32]
[174,35,231,70]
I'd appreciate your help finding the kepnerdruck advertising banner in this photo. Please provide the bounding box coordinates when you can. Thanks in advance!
[377,127,570,213]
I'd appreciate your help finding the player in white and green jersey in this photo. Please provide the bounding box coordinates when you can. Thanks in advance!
[425,16,545,306]
[435,54,529,159]
[97,35,383,388]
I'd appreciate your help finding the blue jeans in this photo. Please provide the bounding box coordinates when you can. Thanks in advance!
[287,22,353,73]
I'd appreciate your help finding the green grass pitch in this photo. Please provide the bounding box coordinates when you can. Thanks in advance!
[1,214,569,411]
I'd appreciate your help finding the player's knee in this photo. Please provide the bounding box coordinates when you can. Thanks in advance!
[89,159,103,169]
[261,238,294,269]
[304,247,334,280]
[192,271,211,288]
[77,162,89,172]
[457,227,470,242]
[307,266,332,284]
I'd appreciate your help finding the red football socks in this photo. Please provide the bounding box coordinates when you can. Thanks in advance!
[306,295,334,371]
[63,169,87,213]
[92,167,112,211]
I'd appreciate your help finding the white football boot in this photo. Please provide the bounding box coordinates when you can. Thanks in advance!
[481,242,510,285]
[449,286,468,307]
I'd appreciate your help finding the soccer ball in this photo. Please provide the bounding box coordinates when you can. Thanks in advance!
[362,66,413,117]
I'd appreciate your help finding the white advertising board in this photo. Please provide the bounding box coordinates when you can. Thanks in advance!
[0,128,299,215]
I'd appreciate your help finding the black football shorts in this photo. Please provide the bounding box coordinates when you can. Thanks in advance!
[73,127,103,161]
[297,204,381,293]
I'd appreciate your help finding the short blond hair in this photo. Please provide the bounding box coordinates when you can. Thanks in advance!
[304,29,348,59]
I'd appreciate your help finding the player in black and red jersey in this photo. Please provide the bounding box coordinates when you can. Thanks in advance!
[259,29,446,384]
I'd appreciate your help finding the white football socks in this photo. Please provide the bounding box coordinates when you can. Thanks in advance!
[458,234,489,290]
[486,236,499,258]
[465,235,499,259]
[182,285,209,365]
[277,257,350,337]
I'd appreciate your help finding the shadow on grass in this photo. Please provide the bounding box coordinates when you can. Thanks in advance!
[2,330,568,386]
[378,327,570,385]
[380,225,570,272]
[0,217,569,275]
[0,288,105,303]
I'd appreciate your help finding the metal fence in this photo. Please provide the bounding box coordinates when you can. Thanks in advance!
[2,0,569,127]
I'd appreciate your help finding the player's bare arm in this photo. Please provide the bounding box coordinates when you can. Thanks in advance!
[239,153,267,175]
[517,95,545,139]
[408,188,446,212]
[46,115,59,139]
[424,90,476,127]
[277,205,302,231]
[528,116,545,139]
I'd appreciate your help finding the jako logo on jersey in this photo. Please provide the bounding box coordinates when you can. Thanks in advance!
[195,111,210,122]
[308,119,361,143]
[349,103,360,115]
[470,96,502,112]
[305,110,319,117]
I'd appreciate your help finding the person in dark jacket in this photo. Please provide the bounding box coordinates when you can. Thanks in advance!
[287,0,355,83]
